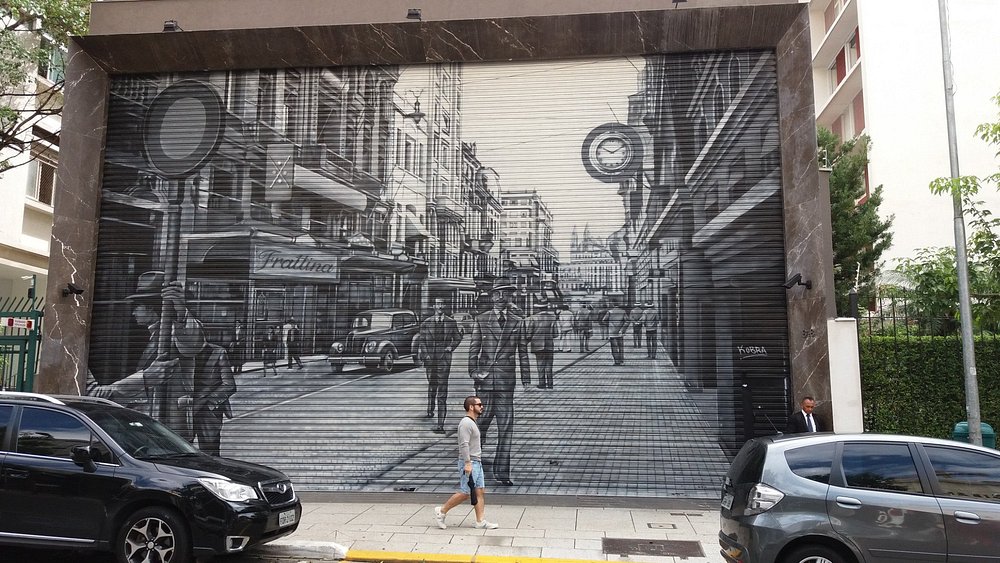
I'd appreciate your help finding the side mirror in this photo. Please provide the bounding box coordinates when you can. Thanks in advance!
[71,445,97,472]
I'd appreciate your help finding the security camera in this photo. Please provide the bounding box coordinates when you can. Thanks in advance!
[782,273,802,289]
[782,273,812,290]
[63,282,85,296]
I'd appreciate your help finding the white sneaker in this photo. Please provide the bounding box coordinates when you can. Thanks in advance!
[474,520,499,530]
[433,506,447,529]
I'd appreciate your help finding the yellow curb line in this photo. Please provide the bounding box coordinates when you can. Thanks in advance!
[346,551,472,563]
[345,550,607,563]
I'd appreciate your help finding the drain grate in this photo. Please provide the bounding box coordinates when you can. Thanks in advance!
[647,523,677,529]
[602,538,704,558]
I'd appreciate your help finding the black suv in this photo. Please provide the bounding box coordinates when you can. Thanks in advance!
[0,392,301,562]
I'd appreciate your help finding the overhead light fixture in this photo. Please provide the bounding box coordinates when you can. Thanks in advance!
[162,20,183,32]
[402,99,425,124]
[672,0,688,7]
[406,9,422,21]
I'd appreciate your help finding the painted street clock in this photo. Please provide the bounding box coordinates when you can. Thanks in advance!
[581,122,644,182]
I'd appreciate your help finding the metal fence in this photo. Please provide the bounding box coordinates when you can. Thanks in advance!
[857,287,1000,342]
[0,296,44,391]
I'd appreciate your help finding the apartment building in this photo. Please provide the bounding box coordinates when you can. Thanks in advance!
[0,35,62,307]
[810,0,1000,265]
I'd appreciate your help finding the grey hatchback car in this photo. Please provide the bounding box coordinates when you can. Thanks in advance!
[719,433,1000,563]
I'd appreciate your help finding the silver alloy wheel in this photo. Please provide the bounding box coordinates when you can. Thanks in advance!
[123,516,177,563]
[793,557,834,563]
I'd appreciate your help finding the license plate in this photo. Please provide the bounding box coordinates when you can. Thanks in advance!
[721,493,734,510]
[278,509,297,527]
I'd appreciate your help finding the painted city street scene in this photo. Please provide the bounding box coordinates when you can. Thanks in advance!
[87,52,789,498]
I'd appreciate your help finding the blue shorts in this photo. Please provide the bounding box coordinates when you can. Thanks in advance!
[457,459,485,493]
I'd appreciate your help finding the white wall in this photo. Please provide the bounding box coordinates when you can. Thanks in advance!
[859,0,1000,266]
[828,317,864,432]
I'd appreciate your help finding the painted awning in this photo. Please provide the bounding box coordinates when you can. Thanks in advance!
[404,210,431,239]
[293,164,367,211]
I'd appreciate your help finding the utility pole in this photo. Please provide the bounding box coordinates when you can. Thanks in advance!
[938,0,982,445]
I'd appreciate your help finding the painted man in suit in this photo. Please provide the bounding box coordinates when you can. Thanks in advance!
[605,298,631,366]
[640,301,659,359]
[527,297,558,389]
[420,297,463,433]
[785,396,824,433]
[469,278,531,486]
[89,271,236,455]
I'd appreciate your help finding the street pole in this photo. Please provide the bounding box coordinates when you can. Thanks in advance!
[938,0,982,445]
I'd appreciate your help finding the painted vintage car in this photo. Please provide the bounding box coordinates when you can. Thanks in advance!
[328,309,421,373]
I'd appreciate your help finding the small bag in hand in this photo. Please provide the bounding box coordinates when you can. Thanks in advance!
[468,472,478,505]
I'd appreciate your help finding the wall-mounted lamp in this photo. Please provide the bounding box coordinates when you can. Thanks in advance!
[402,100,425,124]
[406,9,422,21]
[782,273,812,290]
[162,20,183,32]
[62,282,85,297]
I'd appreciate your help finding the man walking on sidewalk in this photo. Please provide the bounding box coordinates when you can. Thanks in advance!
[434,396,499,530]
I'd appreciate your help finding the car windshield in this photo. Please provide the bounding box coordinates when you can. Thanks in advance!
[354,313,392,331]
[87,407,199,459]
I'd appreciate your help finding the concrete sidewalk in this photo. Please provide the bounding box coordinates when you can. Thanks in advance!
[238,494,724,563]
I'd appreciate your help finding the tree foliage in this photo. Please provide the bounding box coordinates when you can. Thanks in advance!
[896,90,1000,334]
[0,0,90,170]
[818,128,894,316]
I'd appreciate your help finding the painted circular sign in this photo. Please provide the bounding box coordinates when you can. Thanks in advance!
[581,122,645,183]
[142,80,226,178]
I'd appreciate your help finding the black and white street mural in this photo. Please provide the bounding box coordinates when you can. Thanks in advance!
[87,51,789,498]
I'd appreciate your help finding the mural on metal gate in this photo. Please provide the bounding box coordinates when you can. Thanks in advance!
[87,52,789,498]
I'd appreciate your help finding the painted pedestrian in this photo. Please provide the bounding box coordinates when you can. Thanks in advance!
[641,301,658,359]
[228,319,246,374]
[420,297,463,433]
[556,308,574,352]
[526,297,558,389]
[630,303,645,348]
[285,318,303,369]
[468,277,531,487]
[606,298,630,366]
[433,396,499,530]
[262,326,280,376]
[574,304,593,352]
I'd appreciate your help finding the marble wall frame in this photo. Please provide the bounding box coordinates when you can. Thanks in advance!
[39,2,834,426]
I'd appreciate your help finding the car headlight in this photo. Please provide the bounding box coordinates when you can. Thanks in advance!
[364,341,378,353]
[331,342,344,354]
[199,478,260,502]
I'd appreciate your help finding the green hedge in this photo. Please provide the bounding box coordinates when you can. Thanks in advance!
[861,337,1000,438]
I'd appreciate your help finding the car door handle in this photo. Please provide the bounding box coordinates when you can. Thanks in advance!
[954,511,981,524]
[836,496,862,509]
[3,468,29,479]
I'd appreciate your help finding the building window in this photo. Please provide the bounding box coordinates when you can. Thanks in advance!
[318,70,345,151]
[37,37,66,83]
[257,69,278,130]
[28,146,57,205]
[283,68,302,138]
